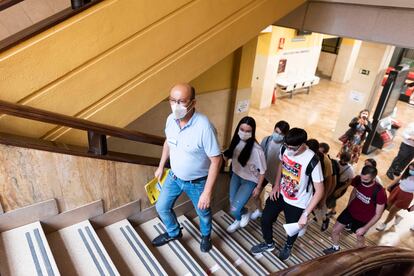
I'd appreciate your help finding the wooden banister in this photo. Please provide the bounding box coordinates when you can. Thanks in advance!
[0,100,165,146]
[0,0,24,12]
[274,246,414,276]
[0,0,103,52]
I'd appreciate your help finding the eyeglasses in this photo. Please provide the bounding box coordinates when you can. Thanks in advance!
[169,97,193,106]
[284,143,301,151]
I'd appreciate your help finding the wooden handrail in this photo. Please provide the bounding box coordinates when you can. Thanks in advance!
[0,100,165,146]
[0,0,24,12]
[0,0,103,53]
[274,246,414,276]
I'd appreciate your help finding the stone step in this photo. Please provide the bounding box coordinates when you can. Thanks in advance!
[138,217,207,276]
[97,219,167,276]
[47,220,119,276]
[0,221,60,276]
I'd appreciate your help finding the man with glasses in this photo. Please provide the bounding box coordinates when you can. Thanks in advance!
[152,83,222,252]
[251,128,324,261]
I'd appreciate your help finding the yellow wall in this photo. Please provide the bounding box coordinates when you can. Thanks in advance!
[0,0,305,147]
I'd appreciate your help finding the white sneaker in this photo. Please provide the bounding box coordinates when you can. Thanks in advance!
[376,223,387,231]
[240,212,251,228]
[227,220,241,233]
[394,215,403,225]
[250,209,262,220]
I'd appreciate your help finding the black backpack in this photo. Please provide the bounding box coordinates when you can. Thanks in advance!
[281,146,320,193]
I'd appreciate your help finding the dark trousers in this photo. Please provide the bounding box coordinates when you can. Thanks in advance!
[261,195,304,246]
[387,142,414,174]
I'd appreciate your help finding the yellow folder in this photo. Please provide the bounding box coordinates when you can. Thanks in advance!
[145,169,170,205]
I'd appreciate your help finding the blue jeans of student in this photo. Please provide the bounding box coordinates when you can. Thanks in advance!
[229,173,256,220]
[156,171,211,237]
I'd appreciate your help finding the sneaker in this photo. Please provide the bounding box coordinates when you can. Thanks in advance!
[344,223,352,231]
[326,210,336,218]
[394,215,403,225]
[323,245,340,255]
[278,244,292,261]
[251,242,275,255]
[321,218,330,232]
[386,171,395,180]
[240,212,251,228]
[376,223,387,231]
[226,220,241,233]
[200,235,212,253]
[151,231,183,247]
[250,209,262,220]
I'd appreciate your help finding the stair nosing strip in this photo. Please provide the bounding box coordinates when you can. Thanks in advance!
[78,228,105,276]
[181,219,241,276]
[124,225,166,276]
[25,231,43,276]
[33,228,55,276]
[119,226,155,276]
[247,218,302,265]
[211,220,268,276]
[154,223,205,276]
[85,226,116,276]
[219,213,287,270]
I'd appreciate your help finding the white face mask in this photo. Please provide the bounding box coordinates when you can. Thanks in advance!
[171,101,193,120]
[238,130,252,141]
[285,149,295,157]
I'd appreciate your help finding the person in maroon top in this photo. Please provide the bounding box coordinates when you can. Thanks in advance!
[323,165,386,254]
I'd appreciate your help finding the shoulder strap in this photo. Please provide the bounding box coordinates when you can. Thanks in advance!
[263,136,272,158]
[339,164,351,176]
[305,154,319,193]
[281,145,286,156]
[372,184,382,205]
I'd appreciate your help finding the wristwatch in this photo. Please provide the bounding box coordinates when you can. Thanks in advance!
[303,210,309,217]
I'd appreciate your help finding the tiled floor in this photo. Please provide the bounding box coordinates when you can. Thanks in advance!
[249,78,414,250]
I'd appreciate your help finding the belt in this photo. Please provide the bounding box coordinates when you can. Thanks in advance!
[170,171,208,183]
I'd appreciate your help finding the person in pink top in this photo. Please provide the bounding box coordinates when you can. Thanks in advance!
[323,165,386,254]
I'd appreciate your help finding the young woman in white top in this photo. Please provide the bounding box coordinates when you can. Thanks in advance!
[376,162,414,231]
[223,116,266,233]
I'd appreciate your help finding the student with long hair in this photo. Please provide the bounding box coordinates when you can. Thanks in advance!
[223,116,267,233]
[376,162,414,231]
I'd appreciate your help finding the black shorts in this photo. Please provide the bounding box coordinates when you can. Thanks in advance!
[337,208,367,233]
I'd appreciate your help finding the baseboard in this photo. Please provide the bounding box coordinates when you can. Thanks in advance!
[0,199,58,232]
[42,200,103,233]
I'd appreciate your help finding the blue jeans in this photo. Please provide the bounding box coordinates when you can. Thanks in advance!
[155,171,212,237]
[229,173,256,220]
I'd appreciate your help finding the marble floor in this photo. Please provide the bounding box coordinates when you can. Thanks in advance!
[249,78,414,250]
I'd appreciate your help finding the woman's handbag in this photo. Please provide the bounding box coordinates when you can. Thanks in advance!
[338,133,348,143]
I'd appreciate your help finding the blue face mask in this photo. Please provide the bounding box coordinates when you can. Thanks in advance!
[272,132,284,143]
[410,169,414,176]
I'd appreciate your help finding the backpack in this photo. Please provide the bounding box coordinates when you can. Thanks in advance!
[330,157,340,187]
[281,146,320,193]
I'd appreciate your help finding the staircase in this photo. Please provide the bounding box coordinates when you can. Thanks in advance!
[0,199,377,276]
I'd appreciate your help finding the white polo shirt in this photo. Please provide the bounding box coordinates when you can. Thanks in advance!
[165,111,221,181]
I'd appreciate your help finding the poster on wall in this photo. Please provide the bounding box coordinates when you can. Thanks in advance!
[278,59,287,74]
[236,99,249,113]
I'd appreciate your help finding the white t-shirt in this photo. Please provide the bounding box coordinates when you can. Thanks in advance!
[403,122,414,147]
[400,176,414,193]
[338,163,355,183]
[260,136,283,184]
[232,141,267,183]
[279,147,324,209]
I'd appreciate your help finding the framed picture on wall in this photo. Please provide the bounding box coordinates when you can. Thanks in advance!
[278,59,287,73]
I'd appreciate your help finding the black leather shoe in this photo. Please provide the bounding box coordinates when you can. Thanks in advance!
[151,231,182,247]
[386,171,395,180]
[200,235,212,252]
